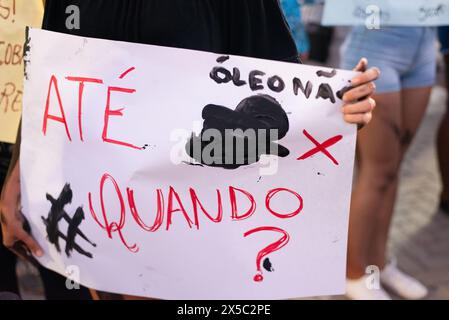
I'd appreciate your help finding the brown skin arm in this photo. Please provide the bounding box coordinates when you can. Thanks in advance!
[1,122,43,258]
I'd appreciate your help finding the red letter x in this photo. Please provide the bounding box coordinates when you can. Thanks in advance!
[297,129,343,165]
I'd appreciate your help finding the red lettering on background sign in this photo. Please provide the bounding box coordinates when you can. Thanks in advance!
[0,82,21,113]
[0,42,22,65]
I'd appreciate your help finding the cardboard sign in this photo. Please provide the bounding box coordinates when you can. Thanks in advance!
[21,28,357,299]
[0,0,43,143]
[322,0,449,26]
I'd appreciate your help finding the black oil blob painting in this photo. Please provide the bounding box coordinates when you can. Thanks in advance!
[42,184,96,258]
[185,94,290,169]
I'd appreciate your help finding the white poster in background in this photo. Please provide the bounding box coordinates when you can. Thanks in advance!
[322,0,449,26]
[21,28,357,299]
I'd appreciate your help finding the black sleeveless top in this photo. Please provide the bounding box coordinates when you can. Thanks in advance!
[42,0,300,63]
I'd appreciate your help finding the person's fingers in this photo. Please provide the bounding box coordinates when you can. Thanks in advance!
[10,240,41,267]
[342,82,376,102]
[14,227,43,257]
[2,234,14,249]
[353,57,368,72]
[343,112,372,125]
[351,67,381,86]
[342,98,376,114]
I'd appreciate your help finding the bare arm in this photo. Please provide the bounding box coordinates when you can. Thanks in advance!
[1,122,43,258]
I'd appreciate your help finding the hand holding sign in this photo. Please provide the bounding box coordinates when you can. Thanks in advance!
[0,162,44,261]
[20,28,359,299]
[342,58,379,127]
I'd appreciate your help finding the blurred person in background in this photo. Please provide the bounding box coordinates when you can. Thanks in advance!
[301,0,335,64]
[280,0,310,61]
[341,26,437,300]
[437,26,449,216]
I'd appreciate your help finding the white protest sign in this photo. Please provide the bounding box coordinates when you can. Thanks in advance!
[21,28,357,299]
[322,0,449,26]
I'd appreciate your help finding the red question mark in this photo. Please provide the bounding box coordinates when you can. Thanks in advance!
[243,226,290,282]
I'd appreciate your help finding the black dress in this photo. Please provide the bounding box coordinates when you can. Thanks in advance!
[42,0,300,63]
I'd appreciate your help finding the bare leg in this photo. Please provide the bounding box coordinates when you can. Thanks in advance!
[370,87,431,269]
[438,55,449,204]
[347,92,402,279]
[366,177,399,269]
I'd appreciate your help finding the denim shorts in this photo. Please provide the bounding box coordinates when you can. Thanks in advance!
[341,27,437,93]
[438,26,449,54]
